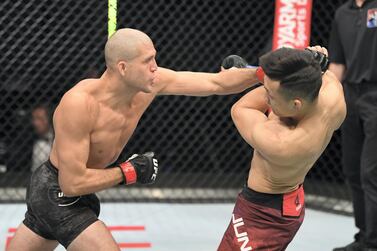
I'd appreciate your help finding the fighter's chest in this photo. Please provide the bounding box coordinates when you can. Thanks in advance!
[91,115,138,146]
[88,101,150,164]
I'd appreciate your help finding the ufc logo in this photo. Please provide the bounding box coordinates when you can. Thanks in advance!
[151,158,158,181]
[232,214,252,251]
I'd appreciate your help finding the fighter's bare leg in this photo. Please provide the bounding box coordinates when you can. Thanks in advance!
[7,223,59,251]
[67,220,119,251]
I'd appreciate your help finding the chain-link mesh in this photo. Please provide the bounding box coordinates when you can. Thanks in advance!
[0,0,351,213]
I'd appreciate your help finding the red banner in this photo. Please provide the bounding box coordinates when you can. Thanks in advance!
[273,0,313,50]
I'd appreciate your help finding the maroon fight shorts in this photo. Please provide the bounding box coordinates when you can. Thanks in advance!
[218,185,305,251]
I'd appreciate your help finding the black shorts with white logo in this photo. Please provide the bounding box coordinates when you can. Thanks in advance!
[23,160,100,248]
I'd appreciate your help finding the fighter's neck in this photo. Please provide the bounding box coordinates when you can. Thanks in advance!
[279,101,318,127]
[97,70,139,109]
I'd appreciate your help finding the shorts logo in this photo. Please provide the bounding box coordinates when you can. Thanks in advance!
[56,191,81,207]
[367,8,377,28]
[232,214,252,251]
[295,195,302,211]
[151,158,158,181]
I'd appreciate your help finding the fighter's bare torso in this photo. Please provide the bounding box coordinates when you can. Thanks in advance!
[50,79,157,169]
[248,71,346,194]
[48,65,257,173]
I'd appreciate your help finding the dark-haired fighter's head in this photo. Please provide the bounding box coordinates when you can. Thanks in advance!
[259,47,322,118]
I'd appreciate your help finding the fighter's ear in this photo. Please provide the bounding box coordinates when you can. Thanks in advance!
[117,61,127,76]
[293,99,303,110]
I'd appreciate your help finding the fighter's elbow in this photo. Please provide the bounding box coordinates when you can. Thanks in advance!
[231,103,241,120]
[58,186,72,197]
[59,177,83,197]
[59,183,79,197]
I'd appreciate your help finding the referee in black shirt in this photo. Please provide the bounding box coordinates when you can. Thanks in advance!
[329,0,377,250]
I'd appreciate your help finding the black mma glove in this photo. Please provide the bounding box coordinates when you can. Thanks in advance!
[221,54,265,83]
[221,55,249,69]
[304,48,329,72]
[118,152,159,185]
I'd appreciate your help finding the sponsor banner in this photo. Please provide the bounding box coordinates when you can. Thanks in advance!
[273,0,313,49]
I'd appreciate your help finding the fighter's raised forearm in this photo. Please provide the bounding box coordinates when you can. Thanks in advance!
[232,86,270,113]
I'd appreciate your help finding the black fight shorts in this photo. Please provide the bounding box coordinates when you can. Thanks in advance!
[23,160,100,248]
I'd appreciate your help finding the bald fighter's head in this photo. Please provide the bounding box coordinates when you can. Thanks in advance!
[104,28,158,93]
[105,28,153,68]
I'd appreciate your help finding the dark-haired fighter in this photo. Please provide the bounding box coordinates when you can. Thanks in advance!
[218,46,347,251]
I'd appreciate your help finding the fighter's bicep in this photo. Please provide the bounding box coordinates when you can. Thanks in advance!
[54,120,90,172]
[231,107,267,147]
[155,67,191,95]
[53,95,92,175]
[321,71,347,129]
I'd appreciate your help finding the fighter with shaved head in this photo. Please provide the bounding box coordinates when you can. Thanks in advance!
[8,28,262,251]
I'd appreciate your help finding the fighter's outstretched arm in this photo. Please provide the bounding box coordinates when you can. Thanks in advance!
[156,67,260,96]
